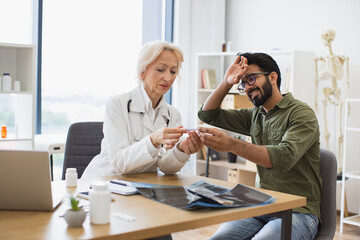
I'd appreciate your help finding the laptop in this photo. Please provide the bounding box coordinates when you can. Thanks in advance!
[0,150,65,211]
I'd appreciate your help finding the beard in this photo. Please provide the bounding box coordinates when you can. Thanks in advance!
[248,77,273,108]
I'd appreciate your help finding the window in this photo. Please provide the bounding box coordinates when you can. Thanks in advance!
[40,0,143,133]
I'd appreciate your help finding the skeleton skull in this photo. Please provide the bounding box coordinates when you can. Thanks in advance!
[321,29,336,46]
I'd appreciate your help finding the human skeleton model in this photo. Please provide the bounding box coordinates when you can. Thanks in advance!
[314,29,349,174]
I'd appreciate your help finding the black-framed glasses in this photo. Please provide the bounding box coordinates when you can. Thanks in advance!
[237,72,270,93]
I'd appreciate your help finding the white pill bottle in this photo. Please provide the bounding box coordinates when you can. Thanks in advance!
[2,73,12,91]
[90,181,111,224]
[65,168,78,187]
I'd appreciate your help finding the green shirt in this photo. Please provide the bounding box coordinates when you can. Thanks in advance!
[198,93,322,219]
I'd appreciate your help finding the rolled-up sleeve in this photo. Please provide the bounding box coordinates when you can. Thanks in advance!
[198,106,253,135]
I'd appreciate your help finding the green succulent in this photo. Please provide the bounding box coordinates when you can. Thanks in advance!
[69,196,82,211]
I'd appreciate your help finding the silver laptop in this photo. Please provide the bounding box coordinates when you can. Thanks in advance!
[0,150,64,211]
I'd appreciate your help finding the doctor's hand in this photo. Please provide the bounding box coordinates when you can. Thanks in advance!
[198,127,233,152]
[224,55,248,85]
[150,126,187,150]
[178,131,203,154]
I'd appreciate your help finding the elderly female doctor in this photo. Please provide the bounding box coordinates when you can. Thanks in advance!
[82,41,202,179]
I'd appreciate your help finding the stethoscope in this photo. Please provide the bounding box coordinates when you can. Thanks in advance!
[127,99,170,143]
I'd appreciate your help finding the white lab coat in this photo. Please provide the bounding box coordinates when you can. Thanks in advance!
[81,85,189,179]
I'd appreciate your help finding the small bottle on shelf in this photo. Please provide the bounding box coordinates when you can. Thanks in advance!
[222,41,227,52]
[226,41,234,52]
[1,125,7,138]
[2,73,12,92]
[14,80,21,92]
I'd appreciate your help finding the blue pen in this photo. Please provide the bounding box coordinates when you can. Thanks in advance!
[110,180,128,186]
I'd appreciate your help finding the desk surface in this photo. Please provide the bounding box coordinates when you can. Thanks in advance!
[0,172,306,240]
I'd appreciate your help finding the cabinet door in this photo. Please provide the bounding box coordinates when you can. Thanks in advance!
[0,43,36,150]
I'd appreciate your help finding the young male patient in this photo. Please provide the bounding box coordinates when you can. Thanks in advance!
[198,52,322,240]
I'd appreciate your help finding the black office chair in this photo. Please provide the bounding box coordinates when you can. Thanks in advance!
[315,148,337,240]
[61,122,104,180]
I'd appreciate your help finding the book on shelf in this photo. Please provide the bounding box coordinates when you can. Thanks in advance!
[207,69,218,89]
[201,69,218,89]
[201,69,210,89]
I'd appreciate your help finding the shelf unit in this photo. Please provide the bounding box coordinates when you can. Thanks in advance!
[0,43,36,150]
[194,50,316,181]
[196,158,257,186]
[340,98,360,232]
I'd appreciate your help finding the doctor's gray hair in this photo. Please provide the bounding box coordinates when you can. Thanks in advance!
[136,40,184,82]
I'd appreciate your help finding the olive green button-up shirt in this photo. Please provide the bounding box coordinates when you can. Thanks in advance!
[198,93,322,219]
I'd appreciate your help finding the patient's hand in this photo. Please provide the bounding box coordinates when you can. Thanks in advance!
[178,131,203,154]
[224,55,248,85]
[198,127,232,152]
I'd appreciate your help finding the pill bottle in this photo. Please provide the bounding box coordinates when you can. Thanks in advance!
[14,80,21,92]
[65,168,78,187]
[222,41,227,52]
[1,125,7,138]
[90,181,111,224]
[2,73,12,91]
[227,41,234,52]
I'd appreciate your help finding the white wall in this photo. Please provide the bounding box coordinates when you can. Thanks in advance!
[173,0,226,174]
[225,0,360,98]
[173,0,225,130]
[173,0,360,213]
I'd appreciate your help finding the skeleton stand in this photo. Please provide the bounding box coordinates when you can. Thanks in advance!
[314,29,349,174]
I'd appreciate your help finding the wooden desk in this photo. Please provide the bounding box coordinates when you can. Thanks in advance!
[0,172,305,240]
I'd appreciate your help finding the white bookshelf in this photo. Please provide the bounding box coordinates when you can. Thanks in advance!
[0,43,36,149]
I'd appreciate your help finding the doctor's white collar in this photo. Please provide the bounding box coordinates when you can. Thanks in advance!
[140,84,166,112]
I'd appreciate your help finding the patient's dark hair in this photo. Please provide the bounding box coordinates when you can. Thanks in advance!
[237,52,281,90]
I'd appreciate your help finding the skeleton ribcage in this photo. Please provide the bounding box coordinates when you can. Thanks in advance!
[324,55,344,81]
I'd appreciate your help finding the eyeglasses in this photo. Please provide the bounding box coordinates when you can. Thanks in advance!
[237,72,270,93]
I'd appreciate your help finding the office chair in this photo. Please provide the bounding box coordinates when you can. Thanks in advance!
[315,148,337,240]
[61,122,104,180]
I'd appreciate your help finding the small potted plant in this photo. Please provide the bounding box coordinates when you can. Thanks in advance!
[63,196,86,227]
